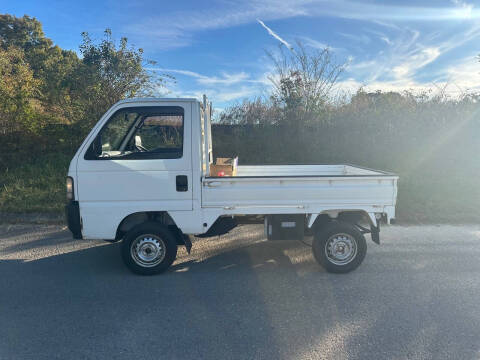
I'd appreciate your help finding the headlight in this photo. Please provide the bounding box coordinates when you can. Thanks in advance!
[66,177,74,201]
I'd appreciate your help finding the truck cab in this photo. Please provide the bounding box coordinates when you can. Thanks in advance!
[66,96,398,275]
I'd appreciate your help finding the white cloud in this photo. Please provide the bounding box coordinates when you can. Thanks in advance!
[436,55,480,92]
[363,28,393,46]
[343,16,480,86]
[337,55,480,97]
[339,11,480,97]
[215,88,260,102]
[451,0,474,19]
[392,47,441,79]
[308,0,480,22]
[148,68,263,85]
[149,67,274,105]
[343,28,419,83]
[124,0,311,49]
[297,36,330,50]
[161,84,261,104]
[198,72,251,85]
[123,1,480,50]
[380,36,392,45]
[257,19,292,48]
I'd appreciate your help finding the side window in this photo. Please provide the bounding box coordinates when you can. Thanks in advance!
[85,106,184,160]
[130,114,183,155]
[99,110,139,152]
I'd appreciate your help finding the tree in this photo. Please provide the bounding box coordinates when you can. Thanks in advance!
[267,41,346,125]
[0,14,80,124]
[217,97,281,125]
[0,46,40,134]
[72,29,165,129]
[0,15,165,131]
[0,14,51,53]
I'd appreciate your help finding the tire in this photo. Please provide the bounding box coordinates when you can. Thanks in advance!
[121,222,178,275]
[312,221,367,273]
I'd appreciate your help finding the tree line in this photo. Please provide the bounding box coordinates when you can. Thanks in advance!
[0,14,164,138]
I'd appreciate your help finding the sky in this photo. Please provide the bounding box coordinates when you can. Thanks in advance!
[3,0,480,109]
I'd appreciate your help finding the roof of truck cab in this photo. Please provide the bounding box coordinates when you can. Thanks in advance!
[115,97,198,105]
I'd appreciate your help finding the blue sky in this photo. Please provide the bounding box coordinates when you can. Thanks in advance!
[3,0,480,109]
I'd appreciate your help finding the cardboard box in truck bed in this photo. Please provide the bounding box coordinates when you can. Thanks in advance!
[210,157,238,176]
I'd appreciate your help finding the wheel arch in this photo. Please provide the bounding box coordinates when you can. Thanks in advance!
[310,210,373,231]
[115,211,178,240]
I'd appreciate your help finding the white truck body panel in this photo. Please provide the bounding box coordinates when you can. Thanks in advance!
[202,168,397,209]
[68,97,398,240]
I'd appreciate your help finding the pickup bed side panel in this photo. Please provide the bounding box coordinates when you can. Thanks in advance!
[202,176,398,209]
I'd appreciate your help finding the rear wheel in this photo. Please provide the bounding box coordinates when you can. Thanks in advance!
[312,221,366,273]
[121,223,178,275]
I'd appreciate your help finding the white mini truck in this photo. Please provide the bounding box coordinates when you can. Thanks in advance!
[66,96,398,275]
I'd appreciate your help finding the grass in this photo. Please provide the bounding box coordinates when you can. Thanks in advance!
[0,153,71,213]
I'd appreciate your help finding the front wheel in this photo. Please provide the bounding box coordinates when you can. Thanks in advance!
[312,222,367,273]
[121,222,178,275]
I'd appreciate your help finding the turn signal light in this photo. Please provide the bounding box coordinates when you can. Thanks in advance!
[66,177,74,201]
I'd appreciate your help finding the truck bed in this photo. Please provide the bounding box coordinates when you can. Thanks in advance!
[202,164,398,221]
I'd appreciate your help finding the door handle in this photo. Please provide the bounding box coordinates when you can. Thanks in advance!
[176,175,188,192]
[205,181,222,188]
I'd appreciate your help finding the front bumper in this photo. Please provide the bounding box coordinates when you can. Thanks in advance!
[65,201,82,239]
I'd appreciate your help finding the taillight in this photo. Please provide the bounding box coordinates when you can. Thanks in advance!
[66,177,74,201]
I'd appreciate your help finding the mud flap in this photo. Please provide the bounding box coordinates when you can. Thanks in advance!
[183,234,192,254]
[370,222,380,245]
[65,201,82,239]
[170,226,193,254]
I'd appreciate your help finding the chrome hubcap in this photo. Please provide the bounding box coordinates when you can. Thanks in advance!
[131,235,166,267]
[325,233,357,266]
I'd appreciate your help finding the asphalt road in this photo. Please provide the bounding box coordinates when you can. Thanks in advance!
[1,224,480,360]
